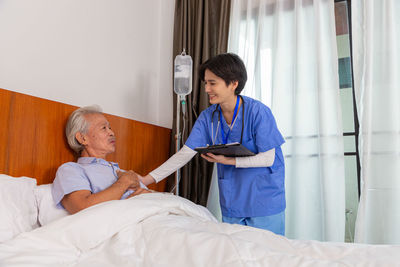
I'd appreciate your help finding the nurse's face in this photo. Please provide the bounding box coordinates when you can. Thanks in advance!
[204,69,237,105]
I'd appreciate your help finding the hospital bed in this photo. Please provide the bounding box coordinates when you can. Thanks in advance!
[0,88,399,267]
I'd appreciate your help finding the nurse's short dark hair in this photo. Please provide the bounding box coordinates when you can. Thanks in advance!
[199,53,247,95]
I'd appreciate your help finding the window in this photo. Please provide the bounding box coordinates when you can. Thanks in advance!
[334,0,360,243]
[229,0,359,242]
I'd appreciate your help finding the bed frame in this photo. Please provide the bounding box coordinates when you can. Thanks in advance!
[0,88,171,191]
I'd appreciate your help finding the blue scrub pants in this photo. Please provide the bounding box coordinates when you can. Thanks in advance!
[222,211,285,236]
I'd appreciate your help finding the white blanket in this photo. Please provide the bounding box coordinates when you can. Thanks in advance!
[0,193,399,267]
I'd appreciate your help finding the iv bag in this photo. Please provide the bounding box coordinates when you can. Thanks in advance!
[174,50,192,96]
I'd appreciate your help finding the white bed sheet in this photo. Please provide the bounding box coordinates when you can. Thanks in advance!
[0,193,399,267]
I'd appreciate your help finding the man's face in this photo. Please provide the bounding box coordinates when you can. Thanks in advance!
[81,113,116,158]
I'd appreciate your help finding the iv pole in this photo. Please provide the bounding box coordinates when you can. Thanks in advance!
[174,49,192,196]
[175,94,181,196]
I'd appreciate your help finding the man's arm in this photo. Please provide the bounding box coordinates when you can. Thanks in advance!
[126,187,152,198]
[61,170,139,214]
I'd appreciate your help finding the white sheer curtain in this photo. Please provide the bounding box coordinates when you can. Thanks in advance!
[228,0,345,241]
[352,0,400,244]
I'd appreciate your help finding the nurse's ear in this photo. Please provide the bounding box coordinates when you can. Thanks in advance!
[229,80,239,93]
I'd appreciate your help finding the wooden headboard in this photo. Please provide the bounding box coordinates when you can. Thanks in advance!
[0,88,171,192]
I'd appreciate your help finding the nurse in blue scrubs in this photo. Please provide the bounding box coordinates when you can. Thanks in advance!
[141,53,286,235]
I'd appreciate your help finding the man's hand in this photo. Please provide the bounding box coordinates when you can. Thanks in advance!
[116,170,140,191]
[62,170,144,214]
[201,153,236,165]
[127,187,152,198]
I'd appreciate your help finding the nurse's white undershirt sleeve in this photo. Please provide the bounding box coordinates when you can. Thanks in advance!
[149,145,197,183]
[149,146,275,182]
[235,148,275,168]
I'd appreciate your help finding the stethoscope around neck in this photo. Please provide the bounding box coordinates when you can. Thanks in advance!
[211,95,245,145]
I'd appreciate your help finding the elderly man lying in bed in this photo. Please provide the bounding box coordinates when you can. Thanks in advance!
[52,105,151,214]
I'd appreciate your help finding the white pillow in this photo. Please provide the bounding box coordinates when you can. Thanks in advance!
[34,184,69,226]
[0,174,39,242]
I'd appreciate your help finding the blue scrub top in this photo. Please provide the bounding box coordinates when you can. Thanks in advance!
[185,95,285,217]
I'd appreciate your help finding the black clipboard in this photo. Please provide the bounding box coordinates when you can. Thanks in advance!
[194,142,255,157]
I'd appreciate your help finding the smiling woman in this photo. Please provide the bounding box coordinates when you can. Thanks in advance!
[204,69,238,108]
[139,53,286,235]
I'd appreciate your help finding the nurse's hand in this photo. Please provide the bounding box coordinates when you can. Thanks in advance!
[201,153,236,166]
[140,174,156,186]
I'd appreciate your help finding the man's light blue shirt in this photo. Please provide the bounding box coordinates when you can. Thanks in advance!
[52,157,139,208]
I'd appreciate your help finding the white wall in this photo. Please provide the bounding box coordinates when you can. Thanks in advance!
[0,0,174,129]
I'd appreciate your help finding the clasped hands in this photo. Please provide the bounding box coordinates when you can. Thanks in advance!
[116,170,152,197]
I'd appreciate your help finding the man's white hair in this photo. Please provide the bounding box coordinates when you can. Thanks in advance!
[66,105,102,154]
